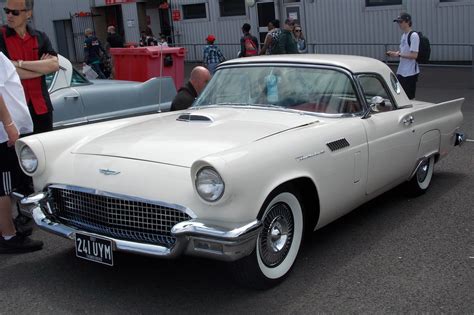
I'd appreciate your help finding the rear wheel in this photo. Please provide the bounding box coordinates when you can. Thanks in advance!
[231,189,304,289]
[406,156,435,196]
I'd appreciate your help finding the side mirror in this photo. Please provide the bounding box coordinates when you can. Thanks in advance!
[369,96,385,112]
[362,96,385,119]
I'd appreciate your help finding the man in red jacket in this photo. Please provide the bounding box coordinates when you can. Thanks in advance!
[1,0,59,134]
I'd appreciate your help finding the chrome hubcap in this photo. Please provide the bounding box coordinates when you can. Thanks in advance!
[259,202,294,267]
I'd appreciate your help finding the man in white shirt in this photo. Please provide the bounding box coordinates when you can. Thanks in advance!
[0,51,43,253]
[386,12,420,100]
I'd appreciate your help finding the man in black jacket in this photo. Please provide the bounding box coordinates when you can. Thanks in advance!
[278,19,298,54]
[106,25,124,48]
[170,66,211,111]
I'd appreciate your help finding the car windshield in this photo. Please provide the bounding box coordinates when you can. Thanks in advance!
[194,66,363,114]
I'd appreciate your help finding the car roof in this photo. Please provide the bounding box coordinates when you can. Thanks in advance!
[221,54,390,75]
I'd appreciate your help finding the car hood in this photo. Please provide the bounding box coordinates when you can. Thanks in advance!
[72,107,320,167]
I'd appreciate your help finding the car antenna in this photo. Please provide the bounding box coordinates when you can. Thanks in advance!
[157,40,163,113]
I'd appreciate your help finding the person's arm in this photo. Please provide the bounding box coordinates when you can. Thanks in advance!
[217,49,225,62]
[11,54,58,78]
[12,33,59,77]
[0,95,19,146]
[259,34,272,55]
[203,47,209,65]
[386,50,418,59]
[240,37,246,57]
[84,39,90,64]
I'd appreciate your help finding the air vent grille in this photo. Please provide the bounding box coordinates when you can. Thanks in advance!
[326,138,350,151]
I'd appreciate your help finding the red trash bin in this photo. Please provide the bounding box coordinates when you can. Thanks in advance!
[110,46,186,91]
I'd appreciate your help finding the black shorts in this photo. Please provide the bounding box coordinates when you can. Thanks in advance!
[0,142,22,197]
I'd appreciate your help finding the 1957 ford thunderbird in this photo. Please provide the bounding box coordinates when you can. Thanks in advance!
[15,55,465,288]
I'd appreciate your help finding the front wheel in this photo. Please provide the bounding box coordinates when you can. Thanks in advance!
[230,189,304,289]
[406,156,435,196]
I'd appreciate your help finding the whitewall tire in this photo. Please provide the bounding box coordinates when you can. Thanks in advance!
[231,188,304,289]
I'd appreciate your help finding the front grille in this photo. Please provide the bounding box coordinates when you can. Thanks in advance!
[49,187,192,246]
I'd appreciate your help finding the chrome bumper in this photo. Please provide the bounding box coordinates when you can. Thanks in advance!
[17,192,262,262]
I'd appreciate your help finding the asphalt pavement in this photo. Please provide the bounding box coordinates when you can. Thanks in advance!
[0,64,473,314]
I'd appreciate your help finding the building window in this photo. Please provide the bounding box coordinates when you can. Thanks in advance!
[366,0,402,6]
[182,3,207,20]
[219,0,246,17]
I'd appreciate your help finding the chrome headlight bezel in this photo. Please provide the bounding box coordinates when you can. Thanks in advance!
[19,145,38,174]
[195,167,225,202]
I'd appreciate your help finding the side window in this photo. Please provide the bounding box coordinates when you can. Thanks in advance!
[71,69,89,86]
[358,74,396,112]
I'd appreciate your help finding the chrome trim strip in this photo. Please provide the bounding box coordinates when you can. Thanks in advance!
[171,219,262,241]
[48,184,197,219]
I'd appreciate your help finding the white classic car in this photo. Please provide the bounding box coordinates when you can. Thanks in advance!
[15,55,465,289]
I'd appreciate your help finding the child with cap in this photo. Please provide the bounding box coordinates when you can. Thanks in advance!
[203,34,225,75]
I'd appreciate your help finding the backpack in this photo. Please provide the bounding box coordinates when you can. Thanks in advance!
[244,36,258,56]
[408,31,431,64]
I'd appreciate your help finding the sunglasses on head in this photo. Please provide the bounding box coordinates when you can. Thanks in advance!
[3,7,28,16]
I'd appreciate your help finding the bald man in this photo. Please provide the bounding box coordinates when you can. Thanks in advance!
[170,66,211,111]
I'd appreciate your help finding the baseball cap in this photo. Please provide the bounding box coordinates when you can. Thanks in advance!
[206,34,216,42]
[393,12,412,23]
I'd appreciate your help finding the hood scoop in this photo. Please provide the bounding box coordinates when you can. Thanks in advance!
[177,113,213,123]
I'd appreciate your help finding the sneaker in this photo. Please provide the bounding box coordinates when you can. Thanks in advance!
[0,234,43,254]
[14,213,34,237]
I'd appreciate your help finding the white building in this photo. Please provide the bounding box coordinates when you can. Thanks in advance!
[1,0,473,63]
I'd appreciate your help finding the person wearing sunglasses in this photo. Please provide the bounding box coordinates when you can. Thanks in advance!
[294,25,307,54]
[0,0,59,238]
[0,0,58,133]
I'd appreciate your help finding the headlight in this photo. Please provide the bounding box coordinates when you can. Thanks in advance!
[195,167,225,202]
[19,145,38,173]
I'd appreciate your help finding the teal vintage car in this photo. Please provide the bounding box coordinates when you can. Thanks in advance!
[46,55,176,128]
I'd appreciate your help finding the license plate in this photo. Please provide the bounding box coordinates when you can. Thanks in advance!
[75,232,114,266]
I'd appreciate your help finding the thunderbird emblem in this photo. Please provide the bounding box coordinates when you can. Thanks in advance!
[99,169,121,176]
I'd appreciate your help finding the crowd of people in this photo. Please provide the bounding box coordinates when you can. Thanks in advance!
[0,0,422,254]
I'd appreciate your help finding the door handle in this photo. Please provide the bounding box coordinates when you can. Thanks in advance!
[64,95,79,100]
[402,115,414,125]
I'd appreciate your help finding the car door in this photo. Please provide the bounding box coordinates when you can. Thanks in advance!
[50,68,89,128]
[358,74,419,195]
